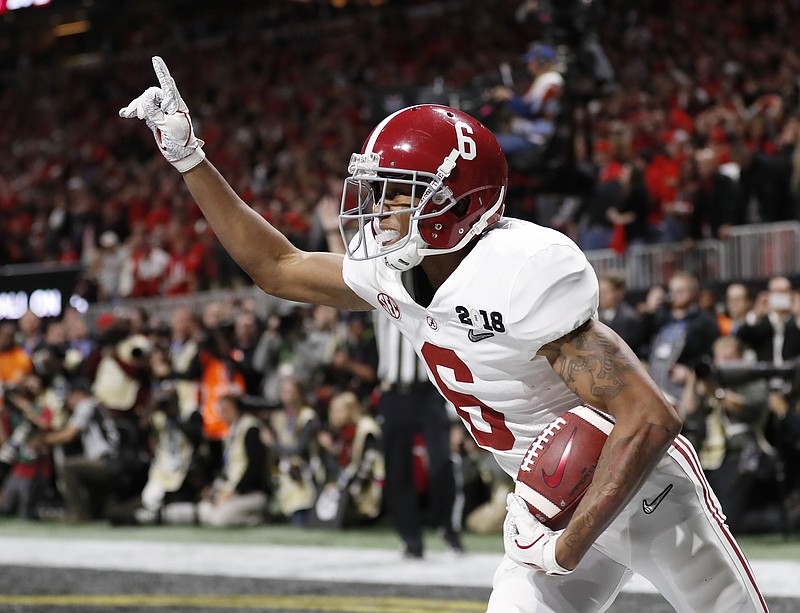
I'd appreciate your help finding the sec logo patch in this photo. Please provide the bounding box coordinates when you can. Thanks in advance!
[377,293,401,319]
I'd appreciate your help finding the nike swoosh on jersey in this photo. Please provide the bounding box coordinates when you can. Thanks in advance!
[542,428,577,488]
[468,329,495,342]
[642,483,673,514]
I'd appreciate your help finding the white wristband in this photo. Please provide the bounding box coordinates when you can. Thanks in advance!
[174,146,206,173]
[543,535,573,576]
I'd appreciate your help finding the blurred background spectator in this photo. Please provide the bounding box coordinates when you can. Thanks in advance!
[0,373,53,519]
[105,385,204,526]
[327,312,378,405]
[736,276,800,365]
[491,42,563,171]
[18,312,45,357]
[598,270,645,356]
[723,282,756,340]
[451,424,513,536]
[0,323,33,388]
[687,148,740,241]
[263,375,323,526]
[195,327,246,480]
[645,271,720,405]
[196,392,270,528]
[681,336,782,533]
[312,391,384,528]
[39,380,122,523]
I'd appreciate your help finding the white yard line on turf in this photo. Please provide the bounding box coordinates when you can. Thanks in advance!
[0,537,798,598]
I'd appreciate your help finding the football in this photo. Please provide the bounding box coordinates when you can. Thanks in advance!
[515,406,614,530]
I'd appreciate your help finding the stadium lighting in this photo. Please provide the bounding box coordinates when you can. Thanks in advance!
[53,19,90,37]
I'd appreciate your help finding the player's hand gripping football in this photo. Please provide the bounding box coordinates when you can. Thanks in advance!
[503,493,573,576]
[119,56,205,173]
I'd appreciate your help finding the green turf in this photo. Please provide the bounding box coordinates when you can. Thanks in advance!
[1,518,798,559]
[0,518,504,553]
[732,533,800,561]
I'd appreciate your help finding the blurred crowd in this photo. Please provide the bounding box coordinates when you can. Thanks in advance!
[0,298,513,536]
[2,269,800,535]
[3,0,800,299]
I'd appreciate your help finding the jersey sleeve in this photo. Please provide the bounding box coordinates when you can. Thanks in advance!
[508,242,599,358]
[341,235,382,309]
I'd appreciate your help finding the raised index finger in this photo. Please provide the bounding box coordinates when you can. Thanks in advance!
[152,56,179,100]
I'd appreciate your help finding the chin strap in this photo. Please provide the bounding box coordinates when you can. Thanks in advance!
[471,187,505,236]
[382,234,426,271]
[421,149,460,207]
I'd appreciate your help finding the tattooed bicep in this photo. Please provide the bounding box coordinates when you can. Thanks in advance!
[537,319,640,407]
[538,320,592,362]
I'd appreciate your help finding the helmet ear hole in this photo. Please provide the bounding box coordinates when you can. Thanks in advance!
[452,196,470,217]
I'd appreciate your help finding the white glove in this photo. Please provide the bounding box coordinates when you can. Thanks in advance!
[503,493,573,576]
[119,56,205,173]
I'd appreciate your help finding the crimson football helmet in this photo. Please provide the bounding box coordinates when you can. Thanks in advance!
[340,104,508,271]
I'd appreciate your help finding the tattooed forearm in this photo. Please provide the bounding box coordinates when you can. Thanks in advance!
[558,421,675,565]
[537,320,682,569]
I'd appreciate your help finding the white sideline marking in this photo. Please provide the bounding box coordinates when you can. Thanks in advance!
[0,537,798,598]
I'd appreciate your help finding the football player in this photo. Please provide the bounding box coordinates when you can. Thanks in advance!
[120,57,768,613]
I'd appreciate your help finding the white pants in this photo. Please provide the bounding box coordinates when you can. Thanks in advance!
[487,436,769,613]
[197,491,268,528]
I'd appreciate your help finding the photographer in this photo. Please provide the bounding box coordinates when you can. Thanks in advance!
[681,336,784,533]
[86,315,153,418]
[736,276,800,365]
[106,385,204,525]
[196,391,270,527]
[763,374,800,530]
[0,373,53,519]
[263,375,322,526]
[312,391,384,529]
[39,380,122,522]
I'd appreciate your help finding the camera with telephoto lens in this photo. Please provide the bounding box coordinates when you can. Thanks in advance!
[695,360,800,394]
[0,384,38,468]
[1,383,32,418]
[152,387,180,420]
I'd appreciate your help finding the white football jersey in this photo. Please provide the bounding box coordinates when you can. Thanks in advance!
[342,218,599,477]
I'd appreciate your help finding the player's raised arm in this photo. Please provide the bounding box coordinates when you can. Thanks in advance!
[536,319,681,569]
[119,56,371,312]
